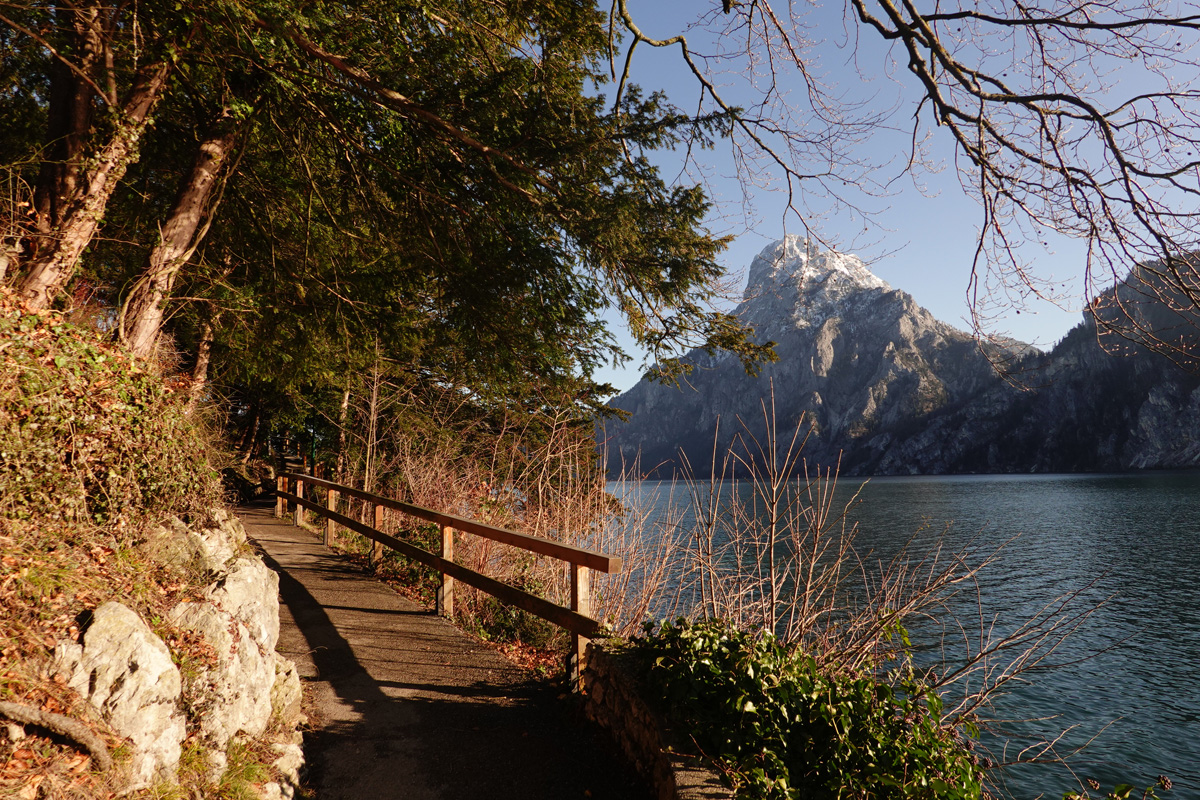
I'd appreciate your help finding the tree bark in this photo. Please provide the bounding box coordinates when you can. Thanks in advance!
[363,360,381,495]
[0,701,111,772]
[18,60,172,310]
[121,117,239,357]
[335,384,352,484]
[184,316,216,414]
[238,405,261,464]
[31,6,104,251]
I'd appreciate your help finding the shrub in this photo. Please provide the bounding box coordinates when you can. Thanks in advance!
[0,297,221,524]
[631,618,984,800]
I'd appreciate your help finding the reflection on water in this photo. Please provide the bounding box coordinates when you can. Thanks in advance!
[611,471,1200,799]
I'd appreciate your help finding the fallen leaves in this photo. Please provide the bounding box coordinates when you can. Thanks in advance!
[17,773,42,800]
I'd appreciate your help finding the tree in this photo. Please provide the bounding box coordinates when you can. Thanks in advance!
[2,0,775,436]
[2,1,200,309]
[612,0,1200,359]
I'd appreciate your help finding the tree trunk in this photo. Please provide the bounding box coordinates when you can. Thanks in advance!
[18,60,172,310]
[335,384,352,484]
[32,6,104,251]
[238,406,261,465]
[184,316,215,414]
[363,360,381,495]
[121,117,239,357]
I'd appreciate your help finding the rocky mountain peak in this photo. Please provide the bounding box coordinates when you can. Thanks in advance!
[605,235,1037,477]
[605,239,1200,477]
[742,235,893,330]
[744,234,891,301]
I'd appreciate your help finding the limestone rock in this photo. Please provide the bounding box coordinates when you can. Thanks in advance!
[255,741,305,800]
[53,602,185,790]
[605,235,1200,476]
[606,236,1021,477]
[271,741,305,794]
[205,749,229,787]
[271,658,304,729]
[142,517,210,576]
[170,600,275,747]
[207,557,280,653]
[258,781,295,800]
[211,507,248,546]
[195,509,248,571]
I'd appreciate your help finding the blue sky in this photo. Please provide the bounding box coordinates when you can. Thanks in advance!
[593,1,1090,394]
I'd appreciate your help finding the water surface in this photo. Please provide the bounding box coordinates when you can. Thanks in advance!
[611,471,1200,798]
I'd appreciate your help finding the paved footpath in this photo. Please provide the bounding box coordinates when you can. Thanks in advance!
[238,504,650,800]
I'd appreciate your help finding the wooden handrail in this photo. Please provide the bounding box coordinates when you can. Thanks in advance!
[274,472,622,686]
[279,472,621,573]
[278,491,604,636]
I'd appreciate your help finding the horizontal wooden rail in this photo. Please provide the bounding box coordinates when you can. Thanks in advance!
[275,472,622,686]
[280,472,621,573]
[278,491,603,637]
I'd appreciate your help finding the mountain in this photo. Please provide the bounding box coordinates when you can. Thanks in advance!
[601,236,1200,477]
[871,263,1200,474]
[602,236,1031,476]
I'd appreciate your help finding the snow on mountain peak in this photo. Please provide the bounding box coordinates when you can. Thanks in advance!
[742,235,891,330]
[746,235,890,298]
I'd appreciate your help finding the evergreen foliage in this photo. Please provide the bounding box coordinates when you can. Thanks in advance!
[631,618,984,800]
[1,0,775,449]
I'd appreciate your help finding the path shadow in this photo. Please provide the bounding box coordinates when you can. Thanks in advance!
[248,510,650,800]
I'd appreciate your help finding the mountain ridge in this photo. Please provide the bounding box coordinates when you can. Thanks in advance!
[602,237,1200,477]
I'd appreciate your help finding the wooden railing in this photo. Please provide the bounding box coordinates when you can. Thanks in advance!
[274,472,622,684]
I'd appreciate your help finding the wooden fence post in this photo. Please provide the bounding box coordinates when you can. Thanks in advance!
[438,524,455,618]
[293,478,304,527]
[570,563,591,690]
[325,488,339,546]
[371,504,384,567]
[275,475,285,519]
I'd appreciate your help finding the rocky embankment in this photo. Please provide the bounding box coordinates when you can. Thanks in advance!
[48,509,304,797]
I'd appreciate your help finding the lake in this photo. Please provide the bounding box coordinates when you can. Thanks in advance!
[609,471,1200,799]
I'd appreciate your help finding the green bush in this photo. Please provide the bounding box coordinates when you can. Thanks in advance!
[0,301,221,523]
[631,618,983,800]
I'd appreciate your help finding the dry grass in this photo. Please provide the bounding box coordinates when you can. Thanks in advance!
[614,390,1107,796]
[306,383,685,661]
[642,396,1098,716]
[311,369,1096,754]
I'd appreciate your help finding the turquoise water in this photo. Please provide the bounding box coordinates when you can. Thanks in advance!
[610,472,1200,799]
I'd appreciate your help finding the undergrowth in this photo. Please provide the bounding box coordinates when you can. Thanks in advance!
[631,618,985,800]
[0,296,221,523]
[611,397,1173,800]
[0,290,283,799]
[629,619,1173,800]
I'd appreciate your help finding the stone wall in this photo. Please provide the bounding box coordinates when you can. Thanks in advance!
[51,509,305,798]
[583,639,732,800]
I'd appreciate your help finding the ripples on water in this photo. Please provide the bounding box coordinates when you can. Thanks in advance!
[611,472,1200,799]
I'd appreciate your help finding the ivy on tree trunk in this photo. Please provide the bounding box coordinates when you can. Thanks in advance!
[121,114,240,358]
[19,61,172,310]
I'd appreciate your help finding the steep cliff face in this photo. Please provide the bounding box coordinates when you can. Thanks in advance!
[603,238,1200,476]
[603,236,1029,476]
[871,314,1200,474]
